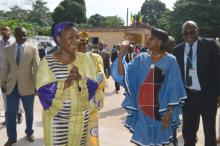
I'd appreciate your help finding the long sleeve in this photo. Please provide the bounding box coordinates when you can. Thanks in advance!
[32,46,40,88]
[212,40,220,96]
[1,50,10,87]
[36,58,65,116]
[36,58,56,90]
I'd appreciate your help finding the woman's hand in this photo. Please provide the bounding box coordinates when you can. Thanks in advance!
[64,65,82,89]
[119,36,133,58]
[118,36,133,75]
[161,111,172,128]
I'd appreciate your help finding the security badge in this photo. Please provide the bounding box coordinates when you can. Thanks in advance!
[150,64,155,69]
[189,68,196,76]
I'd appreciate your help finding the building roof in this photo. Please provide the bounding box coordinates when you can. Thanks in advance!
[80,25,151,32]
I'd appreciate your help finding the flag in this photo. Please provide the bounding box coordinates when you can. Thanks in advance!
[139,13,143,24]
[130,13,135,26]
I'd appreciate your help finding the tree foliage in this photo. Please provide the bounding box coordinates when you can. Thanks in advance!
[140,0,167,27]
[169,0,220,42]
[148,0,220,43]
[0,19,34,35]
[157,10,172,32]
[88,14,124,27]
[103,16,124,27]
[88,14,105,27]
[28,0,52,26]
[4,6,30,21]
[52,0,87,24]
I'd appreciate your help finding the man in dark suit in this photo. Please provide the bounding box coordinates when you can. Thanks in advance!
[125,44,136,63]
[38,43,47,60]
[173,20,220,146]
[98,42,110,79]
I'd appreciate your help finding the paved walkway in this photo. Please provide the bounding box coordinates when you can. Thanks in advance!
[0,77,219,146]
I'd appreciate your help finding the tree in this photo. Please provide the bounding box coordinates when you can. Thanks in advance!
[5,6,30,21]
[0,19,35,36]
[157,10,172,33]
[0,10,7,19]
[103,16,124,27]
[140,0,167,27]
[88,14,105,27]
[28,0,52,26]
[52,0,86,24]
[88,14,124,27]
[170,0,220,42]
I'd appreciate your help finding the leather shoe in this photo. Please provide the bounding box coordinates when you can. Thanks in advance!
[26,135,35,142]
[17,113,23,124]
[4,139,17,146]
[172,140,178,146]
[2,121,6,125]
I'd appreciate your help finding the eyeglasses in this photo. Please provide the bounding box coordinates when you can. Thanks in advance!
[80,40,87,45]
[182,30,197,36]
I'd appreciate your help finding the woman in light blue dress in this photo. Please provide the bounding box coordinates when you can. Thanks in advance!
[117,28,187,146]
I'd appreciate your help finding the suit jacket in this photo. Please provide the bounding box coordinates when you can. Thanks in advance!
[0,37,15,86]
[38,48,46,60]
[125,52,137,63]
[173,37,220,103]
[100,51,111,77]
[1,42,40,96]
[111,48,118,62]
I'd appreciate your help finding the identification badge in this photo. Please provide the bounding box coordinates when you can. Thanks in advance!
[189,69,196,76]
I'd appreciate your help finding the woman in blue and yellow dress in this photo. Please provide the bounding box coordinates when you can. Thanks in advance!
[36,22,104,146]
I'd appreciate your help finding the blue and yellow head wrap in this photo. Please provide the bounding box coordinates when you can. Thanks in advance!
[51,21,74,44]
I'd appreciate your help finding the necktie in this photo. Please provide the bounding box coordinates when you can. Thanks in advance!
[3,41,7,46]
[129,54,132,61]
[16,45,21,65]
[186,44,193,87]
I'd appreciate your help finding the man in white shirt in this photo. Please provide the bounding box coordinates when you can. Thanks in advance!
[173,20,220,146]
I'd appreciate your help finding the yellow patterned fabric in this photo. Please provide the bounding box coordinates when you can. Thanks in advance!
[87,52,106,109]
[36,52,99,146]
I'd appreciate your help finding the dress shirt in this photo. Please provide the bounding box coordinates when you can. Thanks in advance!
[184,40,201,90]
[14,43,24,61]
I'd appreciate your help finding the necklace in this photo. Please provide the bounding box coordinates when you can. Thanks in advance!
[150,51,166,63]
[150,51,165,58]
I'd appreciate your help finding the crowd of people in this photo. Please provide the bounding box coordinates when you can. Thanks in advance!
[0,20,219,146]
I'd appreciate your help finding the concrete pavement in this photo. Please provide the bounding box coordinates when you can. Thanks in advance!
[0,77,219,146]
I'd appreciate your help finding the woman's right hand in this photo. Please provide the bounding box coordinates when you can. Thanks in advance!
[64,65,82,89]
[119,36,133,58]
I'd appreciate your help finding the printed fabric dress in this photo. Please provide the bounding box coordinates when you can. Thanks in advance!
[87,52,107,110]
[36,52,103,146]
[122,53,187,146]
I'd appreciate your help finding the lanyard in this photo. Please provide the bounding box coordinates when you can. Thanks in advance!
[185,47,197,66]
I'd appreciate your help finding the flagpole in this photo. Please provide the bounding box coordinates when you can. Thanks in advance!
[126,8,128,26]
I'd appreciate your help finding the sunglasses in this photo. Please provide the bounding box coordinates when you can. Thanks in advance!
[80,40,87,45]
[182,30,197,36]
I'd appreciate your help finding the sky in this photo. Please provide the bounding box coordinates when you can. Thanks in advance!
[0,0,176,23]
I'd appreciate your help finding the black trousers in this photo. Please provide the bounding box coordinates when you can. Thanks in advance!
[182,90,217,146]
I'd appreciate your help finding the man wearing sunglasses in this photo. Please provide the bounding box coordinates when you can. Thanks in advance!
[173,20,220,146]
